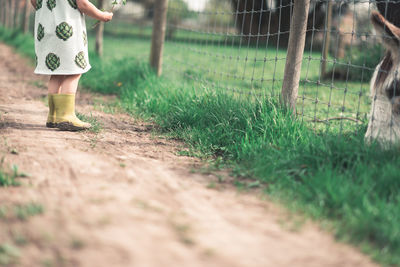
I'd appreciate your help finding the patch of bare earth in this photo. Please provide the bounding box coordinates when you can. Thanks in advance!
[0,43,378,267]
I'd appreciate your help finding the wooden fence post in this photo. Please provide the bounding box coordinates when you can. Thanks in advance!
[281,0,310,111]
[95,0,104,57]
[23,0,31,33]
[321,0,333,77]
[150,0,169,76]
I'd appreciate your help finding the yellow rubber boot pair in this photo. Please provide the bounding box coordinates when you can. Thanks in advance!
[46,94,91,131]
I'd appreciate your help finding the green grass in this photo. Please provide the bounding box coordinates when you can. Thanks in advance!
[76,113,103,134]
[0,151,29,187]
[92,24,372,133]
[0,202,44,221]
[0,207,6,219]
[0,164,27,187]
[14,203,44,221]
[1,26,400,265]
[0,243,20,266]
[0,169,19,187]
[0,27,35,59]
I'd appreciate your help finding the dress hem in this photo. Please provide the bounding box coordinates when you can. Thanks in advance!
[34,65,92,75]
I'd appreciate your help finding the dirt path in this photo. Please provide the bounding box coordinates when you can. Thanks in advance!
[0,43,378,267]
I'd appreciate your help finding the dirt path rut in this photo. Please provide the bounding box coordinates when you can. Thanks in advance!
[0,43,378,267]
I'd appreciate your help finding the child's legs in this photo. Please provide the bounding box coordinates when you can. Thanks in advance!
[48,75,65,94]
[60,74,82,94]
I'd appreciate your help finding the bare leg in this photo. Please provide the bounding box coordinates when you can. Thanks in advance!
[48,75,65,94]
[60,74,82,94]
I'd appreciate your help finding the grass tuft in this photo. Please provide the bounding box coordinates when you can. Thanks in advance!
[14,203,44,221]
[0,243,20,266]
[0,169,19,187]
[0,163,27,187]
[76,112,103,134]
[0,155,29,187]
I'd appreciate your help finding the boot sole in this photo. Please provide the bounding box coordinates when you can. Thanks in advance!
[56,122,90,132]
[46,122,57,128]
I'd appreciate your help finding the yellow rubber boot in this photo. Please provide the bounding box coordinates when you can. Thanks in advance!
[52,94,91,131]
[46,94,57,128]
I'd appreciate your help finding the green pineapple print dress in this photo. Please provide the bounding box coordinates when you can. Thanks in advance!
[34,0,91,75]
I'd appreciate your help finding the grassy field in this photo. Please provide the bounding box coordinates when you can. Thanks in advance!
[99,21,373,133]
[1,26,400,266]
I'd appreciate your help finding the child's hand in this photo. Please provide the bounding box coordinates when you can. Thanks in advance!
[101,12,113,22]
[30,0,36,9]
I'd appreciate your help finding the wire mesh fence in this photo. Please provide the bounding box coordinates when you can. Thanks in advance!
[156,0,400,141]
[161,0,388,134]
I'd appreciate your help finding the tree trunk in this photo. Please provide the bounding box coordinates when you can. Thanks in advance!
[10,0,16,28]
[23,0,31,33]
[376,0,400,27]
[4,0,10,28]
[15,0,23,30]
[232,0,294,46]
[0,0,5,26]
[231,0,326,47]
[95,0,104,56]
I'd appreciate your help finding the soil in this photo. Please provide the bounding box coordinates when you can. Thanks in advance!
[0,43,378,267]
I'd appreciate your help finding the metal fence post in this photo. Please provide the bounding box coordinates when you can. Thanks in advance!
[150,0,169,76]
[281,0,311,111]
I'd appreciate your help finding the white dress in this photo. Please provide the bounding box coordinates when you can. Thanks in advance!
[34,0,91,75]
